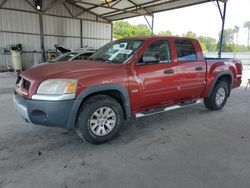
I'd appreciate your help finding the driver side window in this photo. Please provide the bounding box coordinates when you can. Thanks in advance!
[138,40,171,65]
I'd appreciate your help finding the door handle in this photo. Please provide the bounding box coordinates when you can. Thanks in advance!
[195,67,203,71]
[164,69,174,74]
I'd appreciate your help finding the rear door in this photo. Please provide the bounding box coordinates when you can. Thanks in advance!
[174,39,206,100]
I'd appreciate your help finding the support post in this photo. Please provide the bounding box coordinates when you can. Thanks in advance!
[151,13,154,36]
[143,14,154,35]
[80,20,83,48]
[247,27,250,47]
[0,0,8,8]
[218,1,227,58]
[39,13,45,61]
[111,21,113,41]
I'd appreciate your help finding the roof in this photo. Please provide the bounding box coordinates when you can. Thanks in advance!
[67,0,227,21]
[116,35,199,41]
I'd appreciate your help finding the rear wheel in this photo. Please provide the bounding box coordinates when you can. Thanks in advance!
[76,95,124,144]
[204,81,229,110]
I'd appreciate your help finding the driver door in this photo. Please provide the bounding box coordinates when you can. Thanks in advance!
[133,40,177,109]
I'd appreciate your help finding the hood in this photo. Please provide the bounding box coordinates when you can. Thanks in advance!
[21,60,123,81]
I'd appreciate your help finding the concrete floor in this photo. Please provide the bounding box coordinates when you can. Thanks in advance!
[0,69,250,188]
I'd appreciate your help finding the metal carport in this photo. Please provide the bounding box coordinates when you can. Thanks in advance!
[70,0,228,57]
[0,0,228,71]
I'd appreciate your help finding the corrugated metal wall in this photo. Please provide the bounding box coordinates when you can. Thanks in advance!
[43,15,81,51]
[0,0,112,71]
[82,20,111,48]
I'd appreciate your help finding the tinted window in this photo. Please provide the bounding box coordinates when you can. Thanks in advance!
[138,40,171,64]
[175,40,197,62]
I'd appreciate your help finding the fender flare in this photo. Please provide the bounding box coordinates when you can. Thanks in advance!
[67,83,131,129]
[207,71,233,98]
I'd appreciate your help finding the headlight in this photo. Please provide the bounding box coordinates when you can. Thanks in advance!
[37,79,78,95]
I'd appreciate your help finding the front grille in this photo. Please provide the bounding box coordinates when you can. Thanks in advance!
[16,76,31,91]
[23,79,31,90]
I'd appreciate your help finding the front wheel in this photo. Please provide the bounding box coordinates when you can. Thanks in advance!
[204,81,229,110]
[76,95,124,144]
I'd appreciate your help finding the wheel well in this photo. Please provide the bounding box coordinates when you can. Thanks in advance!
[79,90,127,119]
[217,75,232,96]
[217,75,232,89]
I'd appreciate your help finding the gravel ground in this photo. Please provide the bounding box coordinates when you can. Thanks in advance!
[0,69,250,188]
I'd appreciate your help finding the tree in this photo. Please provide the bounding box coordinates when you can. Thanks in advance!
[233,25,240,45]
[224,29,235,45]
[198,36,217,52]
[184,31,197,38]
[158,30,173,36]
[218,28,236,52]
[113,21,131,39]
[200,42,208,52]
[113,21,151,39]
[135,24,152,36]
[216,27,250,52]
[244,21,250,46]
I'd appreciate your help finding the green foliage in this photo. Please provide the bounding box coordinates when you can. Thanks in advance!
[200,42,208,52]
[184,31,197,38]
[220,44,236,52]
[157,30,173,36]
[236,45,250,52]
[216,28,250,52]
[113,21,250,52]
[198,36,217,52]
[135,24,152,36]
[113,21,151,39]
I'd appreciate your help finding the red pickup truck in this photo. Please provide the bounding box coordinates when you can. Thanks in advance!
[14,36,242,144]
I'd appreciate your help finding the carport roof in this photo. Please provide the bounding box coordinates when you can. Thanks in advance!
[69,0,227,21]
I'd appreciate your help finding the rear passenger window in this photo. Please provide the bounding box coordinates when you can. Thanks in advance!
[175,40,197,62]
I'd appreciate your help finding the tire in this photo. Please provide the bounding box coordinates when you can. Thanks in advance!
[76,94,124,144]
[204,80,229,110]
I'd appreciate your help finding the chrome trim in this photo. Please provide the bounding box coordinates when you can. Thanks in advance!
[15,87,28,96]
[32,94,75,101]
[135,100,202,118]
[237,74,242,78]
[131,89,139,93]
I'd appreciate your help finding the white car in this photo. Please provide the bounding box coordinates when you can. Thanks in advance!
[50,51,95,63]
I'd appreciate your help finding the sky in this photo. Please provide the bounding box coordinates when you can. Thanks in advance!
[125,0,250,45]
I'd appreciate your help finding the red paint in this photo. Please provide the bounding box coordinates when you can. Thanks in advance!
[19,36,242,114]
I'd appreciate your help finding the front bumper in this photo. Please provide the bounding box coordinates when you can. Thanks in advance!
[13,94,30,122]
[13,94,76,130]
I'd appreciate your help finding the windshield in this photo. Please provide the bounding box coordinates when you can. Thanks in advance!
[52,52,78,62]
[90,39,144,64]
